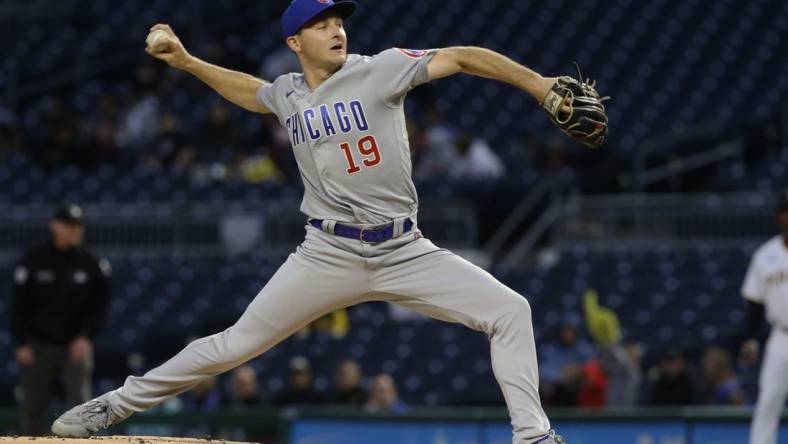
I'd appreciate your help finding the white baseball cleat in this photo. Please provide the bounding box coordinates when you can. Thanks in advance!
[51,392,120,437]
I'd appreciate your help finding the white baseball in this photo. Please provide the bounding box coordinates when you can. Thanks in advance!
[146,29,170,49]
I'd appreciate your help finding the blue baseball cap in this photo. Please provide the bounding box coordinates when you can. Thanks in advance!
[281,0,356,41]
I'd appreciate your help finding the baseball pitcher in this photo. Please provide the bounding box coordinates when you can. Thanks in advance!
[52,1,609,443]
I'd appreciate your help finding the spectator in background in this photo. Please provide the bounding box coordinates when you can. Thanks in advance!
[700,346,745,406]
[365,374,406,413]
[413,107,459,180]
[736,339,761,405]
[274,356,324,406]
[546,364,582,406]
[647,349,696,405]
[10,205,111,435]
[539,322,596,387]
[330,359,366,406]
[582,289,642,406]
[116,63,161,153]
[226,365,265,408]
[176,375,222,439]
[576,360,609,408]
[449,132,505,181]
[180,375,222,411]
[220,365,268,443]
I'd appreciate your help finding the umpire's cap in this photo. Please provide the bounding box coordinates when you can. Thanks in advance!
[52,204,84,225]
[281,0,356,41]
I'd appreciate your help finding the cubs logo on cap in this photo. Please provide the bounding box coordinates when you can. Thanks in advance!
[281,0,357,40]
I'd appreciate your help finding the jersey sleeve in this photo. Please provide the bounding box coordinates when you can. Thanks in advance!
[370,48,438,106]
[742,253,765,303]
[255,76,291,122]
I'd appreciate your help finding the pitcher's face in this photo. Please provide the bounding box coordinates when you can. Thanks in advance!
[290,11,347,70]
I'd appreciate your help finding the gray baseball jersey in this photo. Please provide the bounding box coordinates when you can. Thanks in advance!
[256,48,436,225]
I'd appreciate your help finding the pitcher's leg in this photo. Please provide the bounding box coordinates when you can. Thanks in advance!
[749,331,788,444]
[373,243,549,443]
[110,248,367,419]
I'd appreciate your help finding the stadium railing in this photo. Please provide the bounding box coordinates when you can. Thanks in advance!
[0,199,479,258]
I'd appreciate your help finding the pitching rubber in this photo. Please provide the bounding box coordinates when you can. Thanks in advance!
[0,437,258,444]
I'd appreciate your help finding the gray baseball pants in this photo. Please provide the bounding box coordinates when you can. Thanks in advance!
[107,223,551,443]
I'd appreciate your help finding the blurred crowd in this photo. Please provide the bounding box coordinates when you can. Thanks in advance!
[144,355,406,441]
[166,356,405,413]
[537,322,760,408]
[535,288,761,409]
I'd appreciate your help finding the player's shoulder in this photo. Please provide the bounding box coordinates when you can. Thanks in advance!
[752,235,783,261]
[267,72,300,91]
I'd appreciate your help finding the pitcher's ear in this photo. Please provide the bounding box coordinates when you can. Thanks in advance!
[286,36,301,53]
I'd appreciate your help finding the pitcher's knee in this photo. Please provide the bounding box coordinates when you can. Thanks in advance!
[491,294,532,334]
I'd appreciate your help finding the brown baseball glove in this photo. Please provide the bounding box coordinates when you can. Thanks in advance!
[542,63,610,149]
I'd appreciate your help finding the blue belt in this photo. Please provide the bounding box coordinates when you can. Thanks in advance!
[309,219,414,243]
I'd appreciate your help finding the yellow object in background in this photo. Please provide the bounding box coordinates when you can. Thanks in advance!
[583,288,622,346]
[297,308,350,340]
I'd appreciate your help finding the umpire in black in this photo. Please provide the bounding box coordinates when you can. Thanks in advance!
[10,205,111,435]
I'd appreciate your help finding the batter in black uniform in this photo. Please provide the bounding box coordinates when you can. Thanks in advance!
[10,205,111,435]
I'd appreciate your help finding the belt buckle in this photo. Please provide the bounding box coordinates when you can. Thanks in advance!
[359,224,386,243]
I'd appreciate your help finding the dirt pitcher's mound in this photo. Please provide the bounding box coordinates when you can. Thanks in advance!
[0,437,257,444]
